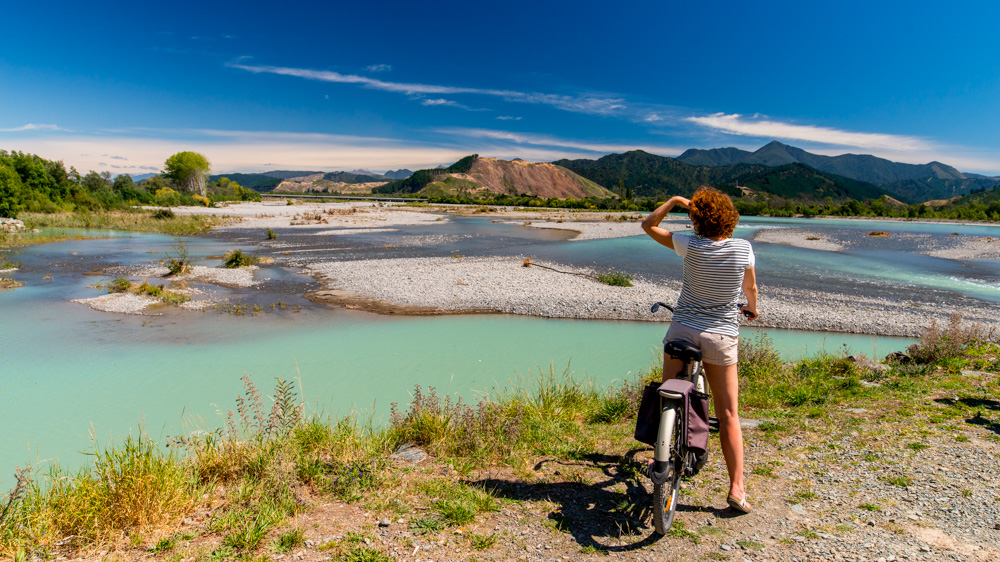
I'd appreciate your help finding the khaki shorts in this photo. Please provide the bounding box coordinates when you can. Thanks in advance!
[663,322,739,366]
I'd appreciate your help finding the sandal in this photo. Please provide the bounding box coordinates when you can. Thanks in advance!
[727,494,752,514]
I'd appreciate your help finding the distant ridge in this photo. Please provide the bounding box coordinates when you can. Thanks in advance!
[383,169,413,179]
[554,150,892,202]
[676,141,996,200]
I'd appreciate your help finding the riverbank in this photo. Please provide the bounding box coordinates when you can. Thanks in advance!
[37,201,997,336]
[3,332,998,561]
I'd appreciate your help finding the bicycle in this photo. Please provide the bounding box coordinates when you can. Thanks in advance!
[644,301,752,535]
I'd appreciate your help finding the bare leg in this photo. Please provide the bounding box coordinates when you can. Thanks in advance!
[662,355,684,382]
[703,361,747,505]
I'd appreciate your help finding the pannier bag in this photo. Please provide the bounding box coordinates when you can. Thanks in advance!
[634,379,711,455]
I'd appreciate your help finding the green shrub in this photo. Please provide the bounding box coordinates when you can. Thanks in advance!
[266,228,278,240]
[223,249,257,268]
[152,208,175,220]
[107,276,132,294]
[164,240,190,276]
[596,270,633,287]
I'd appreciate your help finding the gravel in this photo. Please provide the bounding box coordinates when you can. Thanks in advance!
[752,228,845,252]
[164,201,446,231]
[71,292,160,314]
[304,256,999,337]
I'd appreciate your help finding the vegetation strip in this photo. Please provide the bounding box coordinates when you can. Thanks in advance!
[1,316,997,560]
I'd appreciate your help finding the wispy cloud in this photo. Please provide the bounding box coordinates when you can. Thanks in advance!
[229,62,637,117]
[496,116,522,121]
[685,113,932,152]
[366,64,392,73]
[434,127,685,156]
[0,123,68,133]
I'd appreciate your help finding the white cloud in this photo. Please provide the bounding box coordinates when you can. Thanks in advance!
[366,64,392,73]
[496,116,522,121]
[229,62,634,117]
[0,123,67,133]
[685,113,932,152]
[434,127,685,156]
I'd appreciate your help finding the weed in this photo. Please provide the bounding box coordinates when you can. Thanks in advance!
[107,276,132,293]
[409,516,444,534]
[266,228,278,240]
[339,547,395,562]
[223,249,258,268]
[276,527,306,552]
[468,532,498,550]
[164,240,190,275]
[737,540,765,551]
[666,520,699,542]
[596,270,633,287]
[906,442,929,451]
[152,208,176,220]
[885,475,912,487]
[961,488,972,497]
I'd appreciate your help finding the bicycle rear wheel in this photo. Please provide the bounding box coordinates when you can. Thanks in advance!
[652,407,683,535]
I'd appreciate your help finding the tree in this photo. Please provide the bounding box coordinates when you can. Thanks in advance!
[0,162,25,218]
[163,151,210,196]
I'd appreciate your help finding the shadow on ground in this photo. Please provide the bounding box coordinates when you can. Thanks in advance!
[468,449,734,553]
[935,397,1000,435]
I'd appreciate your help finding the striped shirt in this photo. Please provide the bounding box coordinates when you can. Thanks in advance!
[671,233,755,337]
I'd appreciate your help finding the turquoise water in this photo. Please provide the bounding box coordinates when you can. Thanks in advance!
[6,218,980,479]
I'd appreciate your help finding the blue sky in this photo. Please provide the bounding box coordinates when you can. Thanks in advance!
[2,1,999,176]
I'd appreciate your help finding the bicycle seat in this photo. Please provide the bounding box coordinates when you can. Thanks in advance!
[664,340,702,363]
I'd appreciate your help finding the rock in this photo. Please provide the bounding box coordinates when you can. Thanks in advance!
[390,442,428,463]
[0,218,26,233]
[378,518,391,527]
[741,418,767,429]
[720,544,731,551]
[845,408,868,414]
[790,504,805,515]
[885,351,912,364]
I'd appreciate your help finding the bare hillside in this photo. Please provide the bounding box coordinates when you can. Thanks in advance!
[425,157,615,199]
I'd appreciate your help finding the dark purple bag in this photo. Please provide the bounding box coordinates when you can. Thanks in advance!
[633,379,711,456]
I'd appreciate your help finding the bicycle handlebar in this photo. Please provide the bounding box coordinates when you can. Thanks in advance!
[651,301,757,320]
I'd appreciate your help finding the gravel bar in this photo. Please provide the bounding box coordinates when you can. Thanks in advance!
[305,256,999,337]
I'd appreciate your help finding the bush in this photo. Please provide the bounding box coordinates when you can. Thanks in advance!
[266,228,277,240]
[596,270,634,287]
[908,313,992,364]
[107,276,132,294]
[223,249,257,268]
[164,240,190,276]
[152,208,175,220]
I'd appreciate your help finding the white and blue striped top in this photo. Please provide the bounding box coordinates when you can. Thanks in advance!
[671,233,755,337]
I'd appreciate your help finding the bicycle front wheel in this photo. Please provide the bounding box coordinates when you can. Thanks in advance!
[652,407,683,535]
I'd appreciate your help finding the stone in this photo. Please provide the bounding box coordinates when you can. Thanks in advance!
[790,503,805,516]
[390,442,428,463]
[720,544,731,551]
[379,518,391,527]
[885,351,912,364]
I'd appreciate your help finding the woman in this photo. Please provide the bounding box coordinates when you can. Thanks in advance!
[641,186,758,514]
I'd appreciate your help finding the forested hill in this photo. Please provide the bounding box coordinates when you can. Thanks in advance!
[553,150,891,202]
[676,141,998,201]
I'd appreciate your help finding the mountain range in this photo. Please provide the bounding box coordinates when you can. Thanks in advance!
[676,141,996,201]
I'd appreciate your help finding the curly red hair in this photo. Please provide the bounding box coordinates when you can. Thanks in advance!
[688,186,739,239]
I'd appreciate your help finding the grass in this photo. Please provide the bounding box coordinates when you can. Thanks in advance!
[223,249,258,268]
[100,277,191,305]
[596,270,634,287]
[1,316,997,559]
[20,210,231,236]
